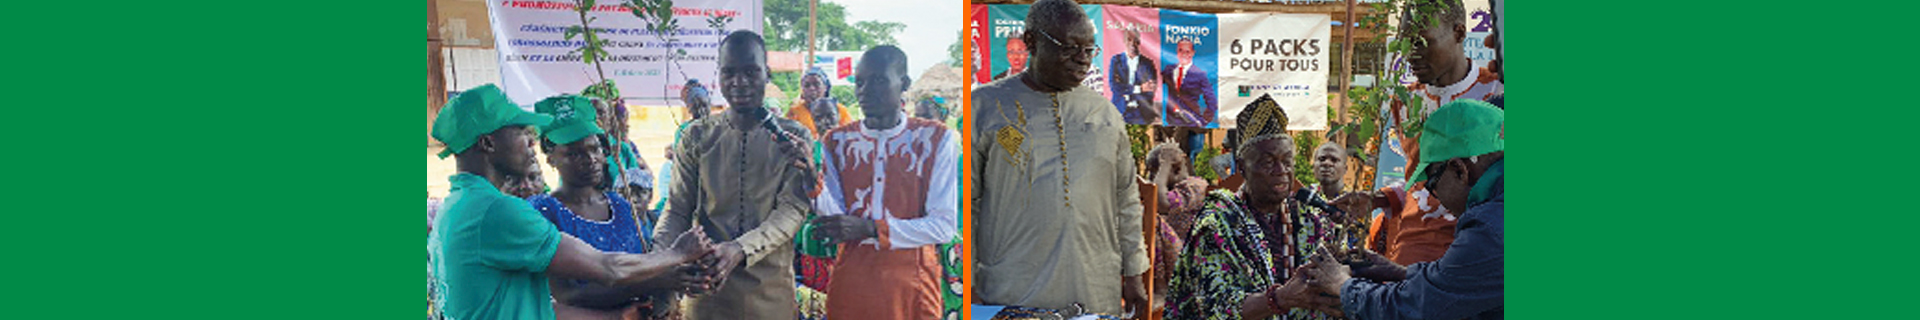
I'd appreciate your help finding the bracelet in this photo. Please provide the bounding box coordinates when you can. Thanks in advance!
[1266,284,1286,312]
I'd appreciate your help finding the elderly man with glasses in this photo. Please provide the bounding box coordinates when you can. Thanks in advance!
[970,0,1151,319]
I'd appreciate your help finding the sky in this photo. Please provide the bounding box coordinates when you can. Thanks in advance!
[831,0,961,77]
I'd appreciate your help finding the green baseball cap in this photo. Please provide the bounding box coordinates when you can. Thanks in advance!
[432,84,553,159]
[533,95,605,145]
[1408,99,1504,183]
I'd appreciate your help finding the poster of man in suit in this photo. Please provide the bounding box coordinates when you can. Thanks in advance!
[1101,6,1161,125]
[1159,10,1217,128]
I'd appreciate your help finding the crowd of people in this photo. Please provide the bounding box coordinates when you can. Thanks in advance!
[970,0,1503,320]
[428,30,963,320]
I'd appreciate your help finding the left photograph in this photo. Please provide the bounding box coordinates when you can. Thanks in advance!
[426,0,965,319]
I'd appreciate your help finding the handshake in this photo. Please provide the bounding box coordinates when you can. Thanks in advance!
[1260,247,1408,318]
[612,224,748,297]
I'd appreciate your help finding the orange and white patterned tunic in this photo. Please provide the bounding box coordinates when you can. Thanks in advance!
[1378,63,1503,265]
[814,116,960,319]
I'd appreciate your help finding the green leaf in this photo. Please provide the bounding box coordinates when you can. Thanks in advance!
[581,0,596,10]
[1358,121,1376,143]
[565,26,582,41]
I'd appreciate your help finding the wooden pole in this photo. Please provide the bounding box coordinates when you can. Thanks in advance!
[1339,0,1356,130]
[808,0,818,72]
[428,0,448,146]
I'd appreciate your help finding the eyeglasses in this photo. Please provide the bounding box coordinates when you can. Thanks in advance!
[1035,28,1097,58]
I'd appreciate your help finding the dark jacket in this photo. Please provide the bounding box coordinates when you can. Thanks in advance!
[1341,161,1504,320]
[1108,53,1159,123]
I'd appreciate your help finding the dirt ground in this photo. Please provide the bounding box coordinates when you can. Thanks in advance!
[428,106,686,199]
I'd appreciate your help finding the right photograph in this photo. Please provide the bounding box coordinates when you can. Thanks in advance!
[966,0,1504,319]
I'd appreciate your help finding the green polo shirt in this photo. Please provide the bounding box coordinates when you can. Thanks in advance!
[429,172,563,320]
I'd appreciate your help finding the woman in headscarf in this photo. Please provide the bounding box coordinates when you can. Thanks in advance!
[1145,141,1209,299]
[786,67,856,136]
[530,95,715,320]
[655,79,714,213]
[1164,94,1345,320]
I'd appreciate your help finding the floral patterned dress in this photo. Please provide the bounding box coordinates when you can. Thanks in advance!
[1154,176,1211,303]
[1165,189,1343,320]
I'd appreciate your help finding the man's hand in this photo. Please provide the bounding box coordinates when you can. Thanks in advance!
[676,255,724,296]
[1249,273,1342,319]
[773,130,813,170]
[1122,275,1148,320]
[634,263,716,294]
[1301,252,1351,297]
[666,224,713,264]
[1340,248,1407,282]
[703,242,747,291]
[771,130,818,196]
[1330,191,1380,223]
[1289,262,1348,318]
[809,215,877,244]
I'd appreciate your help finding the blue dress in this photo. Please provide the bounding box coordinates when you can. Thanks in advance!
[530,191,672,316]
[528,191,652,255]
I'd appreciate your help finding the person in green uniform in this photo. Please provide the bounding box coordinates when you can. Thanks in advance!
[428,84,718,320]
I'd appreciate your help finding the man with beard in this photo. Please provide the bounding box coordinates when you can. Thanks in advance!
[971,0,1150,318]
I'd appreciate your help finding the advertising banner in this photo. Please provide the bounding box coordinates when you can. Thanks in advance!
[970,5,991,84]
[986,5,1028,83]
[488,0,764,106]
[1216,13,1330,130]
[1157,9,1218,128]
[977,4,1328,129]
[1099,6,1162,125]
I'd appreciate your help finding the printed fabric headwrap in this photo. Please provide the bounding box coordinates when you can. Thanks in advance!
[1235,93,1289,160]
[920,96,949,119]
[804,67,832,91]
[682,79,710,102]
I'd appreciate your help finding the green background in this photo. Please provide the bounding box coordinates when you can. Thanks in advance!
[1510,1,1918,319]
[1,0,1915,318]
[1,0,416,318]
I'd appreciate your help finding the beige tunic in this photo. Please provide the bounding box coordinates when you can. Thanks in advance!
[971,77,1149,315]
[656,109,812,320]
